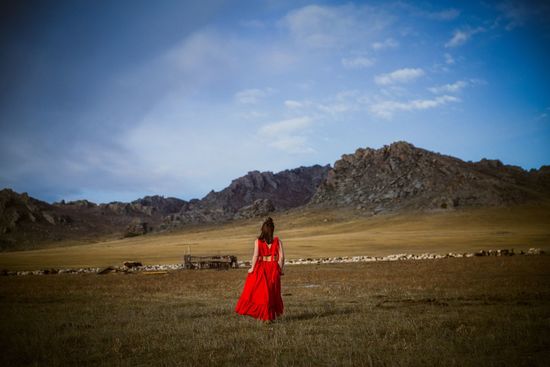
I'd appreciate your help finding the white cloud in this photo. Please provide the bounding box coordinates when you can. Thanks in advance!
[397,3,461,21]
[374,68,425,85]
[420,8,460,21]
[269,136,316,154]
[535,106,550,120]
[239,110,267,120]
[444,53,455,65]
[258,48,298,73]
[445,27,485,48]
[317,102,353,115]
[257,116,315,154]
[258,116,312,135]
[313,90,362,117]
[371,38,399,50]
[428,80,468,94]
[281,4,352,48]
[117,100,264,197]
[284,100,304,109]
[280,4,393,49]
[341,56,375,69]
[378,85,408,98]
[368,95,459,119]
[163,30,240,79]
[234,88,274,104]
[445,30,468,47]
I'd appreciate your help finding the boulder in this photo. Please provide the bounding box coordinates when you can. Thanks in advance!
[124,220,149,237]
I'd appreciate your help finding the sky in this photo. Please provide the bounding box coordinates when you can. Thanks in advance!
[1,0,549,204]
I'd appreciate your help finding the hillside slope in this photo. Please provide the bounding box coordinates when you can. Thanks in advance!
[309,141,550,213]
[1,203,549,270]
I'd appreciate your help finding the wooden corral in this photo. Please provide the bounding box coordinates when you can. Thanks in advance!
[183,255,238,270]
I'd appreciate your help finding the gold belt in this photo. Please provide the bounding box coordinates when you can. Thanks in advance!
[261,256,277,261]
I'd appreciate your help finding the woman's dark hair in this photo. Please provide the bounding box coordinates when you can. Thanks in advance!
[258,217,275,244]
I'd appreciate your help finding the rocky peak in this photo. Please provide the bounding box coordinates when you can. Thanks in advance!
[163,164,331,228]
[227,170,279,192]
[53,199,97,208]
[130,195,187,215]
[309,141,549,213]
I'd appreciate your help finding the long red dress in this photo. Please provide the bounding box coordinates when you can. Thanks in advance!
[235,236,284,321]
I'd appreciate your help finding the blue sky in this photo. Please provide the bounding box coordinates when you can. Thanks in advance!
[1,0,549,204]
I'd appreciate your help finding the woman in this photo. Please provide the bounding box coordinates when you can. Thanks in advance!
[235,217,285,322]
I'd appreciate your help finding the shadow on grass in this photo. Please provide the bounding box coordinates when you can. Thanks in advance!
[278,306,358,322]
[189,306,359,322]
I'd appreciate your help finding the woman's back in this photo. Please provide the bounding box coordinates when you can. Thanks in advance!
[258,236,279,256]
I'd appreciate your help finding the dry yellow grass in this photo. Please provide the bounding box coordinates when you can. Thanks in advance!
[0,256,549,366]
[1,204,549,271]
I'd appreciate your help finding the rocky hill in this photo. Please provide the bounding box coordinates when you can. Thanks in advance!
[308,141,550,213]
[0,190,187,251]
[0,164,331,250]
[51,195,188,217]
[2,141,549,251]
[161,164,331,228]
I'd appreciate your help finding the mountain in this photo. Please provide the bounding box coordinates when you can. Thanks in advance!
[0,164,331,250]
[0,190,187,251]
[2,141,549,251]
[308,141,550,213]
[161,164,331,228]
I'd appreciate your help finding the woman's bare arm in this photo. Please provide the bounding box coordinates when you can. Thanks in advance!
[278,239,285,274]
[248,239,259,273]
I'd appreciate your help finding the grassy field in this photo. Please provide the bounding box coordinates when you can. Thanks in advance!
[1,204,549,271]
[0,255,548,366]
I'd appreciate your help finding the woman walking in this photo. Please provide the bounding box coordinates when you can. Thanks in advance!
[235,217,284,322]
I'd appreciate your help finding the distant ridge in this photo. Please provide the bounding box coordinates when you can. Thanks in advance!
[0,164,331,250]
[1,141,549,251]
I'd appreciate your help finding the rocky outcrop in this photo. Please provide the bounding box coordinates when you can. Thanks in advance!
[162,164,331,228]
[55,195,187,217]
[0,188,64,234]
[233,198,275,219]
[124,219,149,237]
[308,141,550,213]
[202,164,330,211]
[130,195,188,216]
[54,199,97,209]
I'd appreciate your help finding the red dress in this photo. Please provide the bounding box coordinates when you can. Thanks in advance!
[235,236,284,321]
